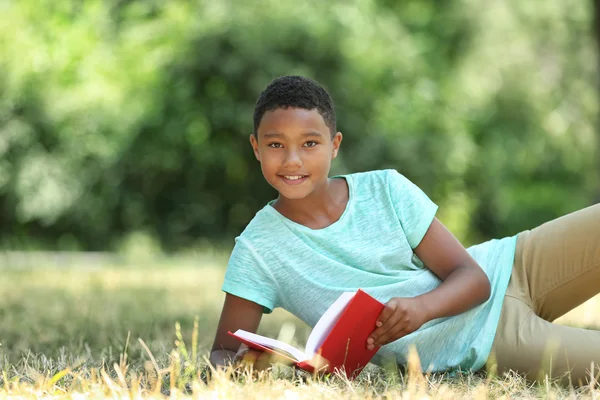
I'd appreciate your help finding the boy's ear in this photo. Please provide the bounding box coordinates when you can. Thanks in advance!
[249,134,260,161]
[332,132,343,159]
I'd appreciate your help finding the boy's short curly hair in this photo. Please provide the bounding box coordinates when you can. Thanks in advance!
[253,76,336,137]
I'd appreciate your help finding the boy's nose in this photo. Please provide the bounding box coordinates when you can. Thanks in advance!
[283,150,303,167]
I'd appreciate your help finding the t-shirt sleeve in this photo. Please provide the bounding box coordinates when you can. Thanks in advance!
[221,237,279,314]
[387,169,438,249]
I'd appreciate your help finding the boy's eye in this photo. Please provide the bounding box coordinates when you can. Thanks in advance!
[304,141,318,148]
[268,143,283,148]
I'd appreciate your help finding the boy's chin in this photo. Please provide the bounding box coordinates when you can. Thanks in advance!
[273,184,313,201]
[277,189,312,201]
[266,178,312,199]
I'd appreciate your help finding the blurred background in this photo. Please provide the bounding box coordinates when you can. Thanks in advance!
[0,0,599,369]
[2,0,598,253]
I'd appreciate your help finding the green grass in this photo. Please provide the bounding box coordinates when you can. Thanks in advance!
[0,256,598,398]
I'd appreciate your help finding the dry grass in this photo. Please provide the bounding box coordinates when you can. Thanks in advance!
[0,255,598,398]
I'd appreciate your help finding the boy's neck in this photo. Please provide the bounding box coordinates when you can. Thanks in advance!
[273,177,349,229]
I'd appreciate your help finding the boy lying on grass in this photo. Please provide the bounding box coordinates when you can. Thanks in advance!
[210,75,600,386]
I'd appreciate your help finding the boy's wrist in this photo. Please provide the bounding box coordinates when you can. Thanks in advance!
[415,294,435,323]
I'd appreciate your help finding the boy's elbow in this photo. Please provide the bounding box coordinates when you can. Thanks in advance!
[209,349,237,369]
[466,261,491,303]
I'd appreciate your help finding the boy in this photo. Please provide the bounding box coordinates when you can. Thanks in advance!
[210,75,600,385]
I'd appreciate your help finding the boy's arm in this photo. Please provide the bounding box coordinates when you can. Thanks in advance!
[412,217,491,321]
[210,293,264,368]
[368,217,491,348]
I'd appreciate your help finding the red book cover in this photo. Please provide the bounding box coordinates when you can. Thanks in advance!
[228,289,385,379]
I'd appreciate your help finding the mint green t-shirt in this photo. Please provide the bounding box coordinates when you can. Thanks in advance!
[222,169,516,372]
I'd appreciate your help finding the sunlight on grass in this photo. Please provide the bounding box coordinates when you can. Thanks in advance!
[0,256,598,398]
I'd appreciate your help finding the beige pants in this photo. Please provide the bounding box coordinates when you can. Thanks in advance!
[487,204,600,386]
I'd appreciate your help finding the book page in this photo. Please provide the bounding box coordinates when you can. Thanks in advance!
[305,291,355,359]
[233,330,307,362]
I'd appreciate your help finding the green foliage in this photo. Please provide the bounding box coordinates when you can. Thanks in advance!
[0,0,597,250]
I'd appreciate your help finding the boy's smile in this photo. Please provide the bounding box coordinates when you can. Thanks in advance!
[280,175,308,185]
[250,107,342,203]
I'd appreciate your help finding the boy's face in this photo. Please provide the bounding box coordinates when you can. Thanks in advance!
[250,107,342,201]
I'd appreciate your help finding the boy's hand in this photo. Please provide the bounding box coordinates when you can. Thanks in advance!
[367,297,428,350]
[234,344,272,371]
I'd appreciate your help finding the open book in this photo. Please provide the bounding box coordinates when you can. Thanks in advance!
[228,289,385,379]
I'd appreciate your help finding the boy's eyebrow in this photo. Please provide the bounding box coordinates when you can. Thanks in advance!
[302,131,324,138]
[262,131,324,139]
[262,132,284,139]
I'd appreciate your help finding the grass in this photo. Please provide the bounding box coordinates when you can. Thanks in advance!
[0,254,599,398]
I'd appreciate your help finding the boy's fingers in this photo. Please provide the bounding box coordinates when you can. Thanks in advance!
[375,304,395,327]
[242,349,263,363]
[369,324,388,342]
[368,312,399,345]
[235,344,250,360]
[253,351,273,371]
[377,324,406,346]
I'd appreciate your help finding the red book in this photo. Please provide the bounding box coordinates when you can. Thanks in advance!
[228,289,385,379]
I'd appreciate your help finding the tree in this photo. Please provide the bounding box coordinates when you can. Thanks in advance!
[0,0,597,251]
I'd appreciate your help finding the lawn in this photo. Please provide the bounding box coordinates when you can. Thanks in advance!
[0,253,598,399]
